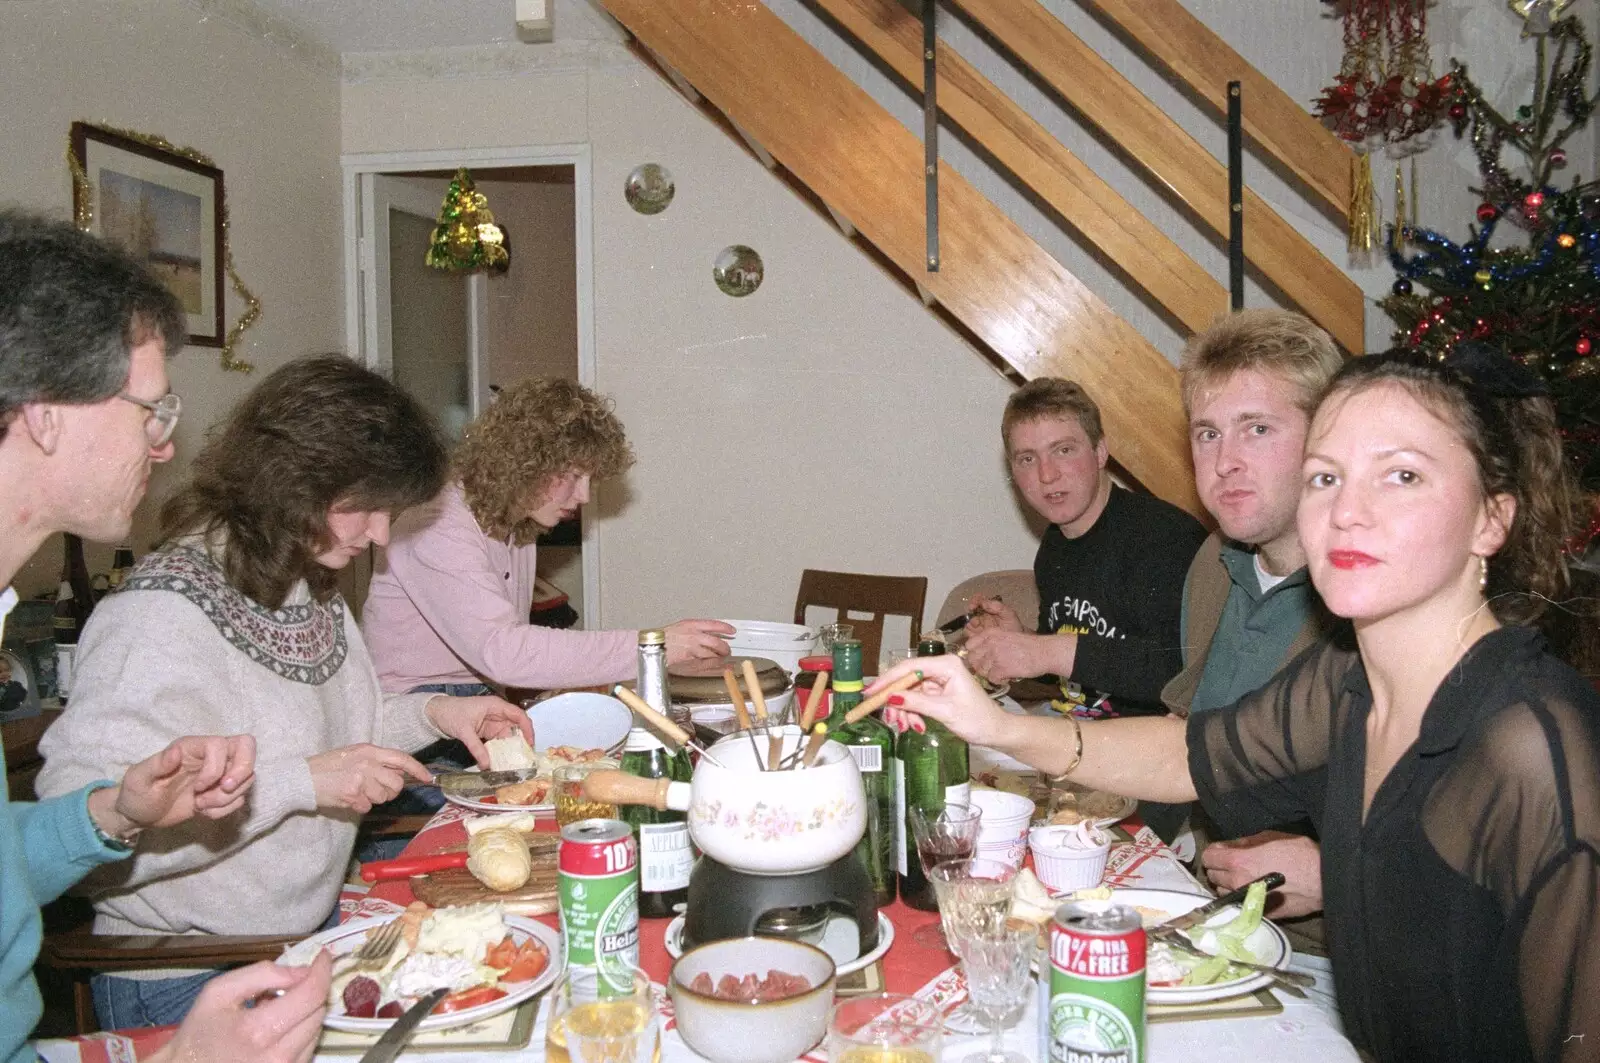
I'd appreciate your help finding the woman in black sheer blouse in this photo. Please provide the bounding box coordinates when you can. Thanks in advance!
[877,349,1599,1063]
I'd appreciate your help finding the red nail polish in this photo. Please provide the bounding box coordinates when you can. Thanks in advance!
[887,694,905,707]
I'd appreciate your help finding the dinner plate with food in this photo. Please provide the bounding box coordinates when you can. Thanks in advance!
[1042,783,1136,830]
[438,733,612,814]
[1011,878,1293,1004]
[279,901,563,1033]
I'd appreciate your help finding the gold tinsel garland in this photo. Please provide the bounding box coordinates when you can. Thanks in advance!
[67,121,258,373]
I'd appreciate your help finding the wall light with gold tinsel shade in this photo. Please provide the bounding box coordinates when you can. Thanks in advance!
[425,169,509,274]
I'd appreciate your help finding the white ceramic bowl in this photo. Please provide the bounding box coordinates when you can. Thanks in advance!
[523,692,633,752]
[669,936,837,1063]
[685,728,867,874]
[1029,824,1111,892]
[720,619,816,675]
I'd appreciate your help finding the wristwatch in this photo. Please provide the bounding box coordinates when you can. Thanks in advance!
[87,786,142,852]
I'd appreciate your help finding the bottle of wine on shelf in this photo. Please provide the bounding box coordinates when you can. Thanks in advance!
[897,635,971,910]
[619,629,694,918]
[53,535,96,702]
[107,544,136,594]
[826,638,899,908]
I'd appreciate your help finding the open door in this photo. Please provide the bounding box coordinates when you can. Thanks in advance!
[358,174,491,442]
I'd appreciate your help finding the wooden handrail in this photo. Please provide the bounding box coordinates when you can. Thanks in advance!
[598,0,1202,514]
[947,0,1364,354]
[815,0,1226,336]
[1080,0,1355,223]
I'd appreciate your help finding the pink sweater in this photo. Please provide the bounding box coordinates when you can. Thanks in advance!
[362,483,637,693]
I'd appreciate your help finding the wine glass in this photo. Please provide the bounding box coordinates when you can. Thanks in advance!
[827,993,942,1063]
[909,806,984,949]
[545,963,660,1063]
[952,922,1037,1063]
[929,859,1017,950]
[928,858,1015,1035]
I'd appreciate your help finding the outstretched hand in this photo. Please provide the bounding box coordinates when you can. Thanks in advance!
[870,654,1011,747]
[426,695,534,768]
[151,951,331,1063]
[90,735,257,841]
[665,619,736,665]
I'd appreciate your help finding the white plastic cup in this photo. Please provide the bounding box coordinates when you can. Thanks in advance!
[969,789,1032,869]
[1028,824,1112,893]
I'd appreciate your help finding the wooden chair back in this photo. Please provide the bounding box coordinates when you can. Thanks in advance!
[793,569,927,669]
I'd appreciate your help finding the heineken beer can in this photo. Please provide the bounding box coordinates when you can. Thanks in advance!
[559,818,641,994]
[1044,900,1146,1063]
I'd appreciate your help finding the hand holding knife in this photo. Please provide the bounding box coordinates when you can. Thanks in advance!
[938,596,1001,636]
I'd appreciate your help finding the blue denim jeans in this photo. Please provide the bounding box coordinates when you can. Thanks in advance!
[354,682,493,863]
[91,969,220,1031]
[88,905,343,1030]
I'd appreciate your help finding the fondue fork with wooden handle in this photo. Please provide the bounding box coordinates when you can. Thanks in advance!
[721,667,769,771]
[743,659,783,770]
[798,668,829,732]
[610,685,730,769]
[780,671,925,769]
[584,768,681,810]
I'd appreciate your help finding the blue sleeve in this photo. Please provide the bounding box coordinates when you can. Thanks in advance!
[10,783,129,905]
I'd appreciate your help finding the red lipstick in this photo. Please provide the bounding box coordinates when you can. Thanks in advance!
[1327,550,1379,570]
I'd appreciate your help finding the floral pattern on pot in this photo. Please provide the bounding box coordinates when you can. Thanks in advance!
[690,797,859,841]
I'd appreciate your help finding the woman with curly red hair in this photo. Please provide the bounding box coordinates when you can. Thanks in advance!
[362,377,731,700]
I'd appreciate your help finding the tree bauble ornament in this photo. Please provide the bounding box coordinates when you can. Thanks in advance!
[1579,336,1593,356]
[1474,269,1493,284]
[1393,277,1414,295]
[1478,203,1500,222]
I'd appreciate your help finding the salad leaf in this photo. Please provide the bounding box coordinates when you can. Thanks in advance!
[1176,881,1270,983]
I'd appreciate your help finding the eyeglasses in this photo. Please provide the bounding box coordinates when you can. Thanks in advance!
[118,391,182,447]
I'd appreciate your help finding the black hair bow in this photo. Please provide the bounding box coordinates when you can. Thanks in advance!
[1443,342,1550,399]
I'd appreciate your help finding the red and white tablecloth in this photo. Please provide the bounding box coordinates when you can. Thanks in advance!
[38,805,1357,1063]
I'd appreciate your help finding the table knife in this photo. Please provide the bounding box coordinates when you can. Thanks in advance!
[1159,872,1285,934]
[429,767,544,800]
[938,597,1000,635]
[357,987,450,1063]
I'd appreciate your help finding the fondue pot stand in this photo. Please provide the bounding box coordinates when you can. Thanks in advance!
[682,852,879,953]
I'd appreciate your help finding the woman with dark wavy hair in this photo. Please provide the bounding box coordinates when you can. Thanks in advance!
[361,376,731,699]
[877,347,1599,1063]
[37,355,533,1030]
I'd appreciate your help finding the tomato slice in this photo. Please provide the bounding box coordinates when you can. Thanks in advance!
[433,985,508,1013]
[483,934,520,970]
[501,942,549,983]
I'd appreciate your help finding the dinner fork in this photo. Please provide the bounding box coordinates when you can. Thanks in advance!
[348,918,405,972]
[1147,925,1315,996]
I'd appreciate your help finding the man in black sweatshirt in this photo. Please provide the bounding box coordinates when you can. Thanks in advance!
[964,379,1206,718]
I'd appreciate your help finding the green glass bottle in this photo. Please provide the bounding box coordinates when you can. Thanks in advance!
[897,632,971,910]
[826,638,899,908]
[620,629,694,919]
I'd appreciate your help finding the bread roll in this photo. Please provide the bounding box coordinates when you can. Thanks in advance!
[486,733,538,771]
[467,827,533,892]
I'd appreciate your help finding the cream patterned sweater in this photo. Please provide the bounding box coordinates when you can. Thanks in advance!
[36,540,443,942]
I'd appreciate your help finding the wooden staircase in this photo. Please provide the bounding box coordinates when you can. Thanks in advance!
[598,0,1362,518]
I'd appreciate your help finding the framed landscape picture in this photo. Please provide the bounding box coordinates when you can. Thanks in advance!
[71,122,225,346]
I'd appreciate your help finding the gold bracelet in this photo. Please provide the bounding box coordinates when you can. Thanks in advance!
[1058,712,1084,777]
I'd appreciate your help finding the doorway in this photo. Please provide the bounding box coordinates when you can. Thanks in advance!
[343,146,597,628]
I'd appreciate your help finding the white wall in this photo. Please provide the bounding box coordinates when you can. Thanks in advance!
[342,36,1044,632]
[0,0,343,597]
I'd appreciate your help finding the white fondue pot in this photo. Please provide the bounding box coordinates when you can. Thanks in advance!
[585,726,867,875]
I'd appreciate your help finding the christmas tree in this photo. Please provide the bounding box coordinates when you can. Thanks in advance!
[1380,10,1600,507]
[425,168,509,274]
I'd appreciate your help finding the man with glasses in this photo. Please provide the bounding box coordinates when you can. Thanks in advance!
[0,210,329,1063]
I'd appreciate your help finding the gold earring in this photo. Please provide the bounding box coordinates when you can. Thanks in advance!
[1479,555,1489,591]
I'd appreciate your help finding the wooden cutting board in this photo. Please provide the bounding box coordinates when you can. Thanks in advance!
[409,832,561,913]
